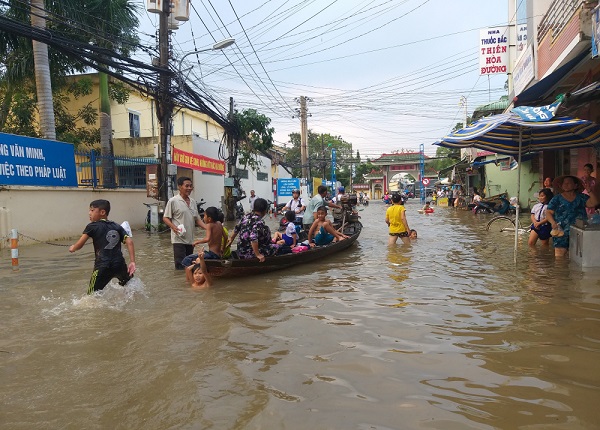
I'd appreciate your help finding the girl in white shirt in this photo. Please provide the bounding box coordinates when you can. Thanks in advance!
[528,188,554,246]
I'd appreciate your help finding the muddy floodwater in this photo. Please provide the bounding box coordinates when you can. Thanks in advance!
[1,200,599,429]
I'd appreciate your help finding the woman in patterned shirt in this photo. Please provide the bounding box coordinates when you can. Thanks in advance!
[227,198,279,262]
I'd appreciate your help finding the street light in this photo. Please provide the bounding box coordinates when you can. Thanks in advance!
[160,37,235,201]
[178,38,235,81]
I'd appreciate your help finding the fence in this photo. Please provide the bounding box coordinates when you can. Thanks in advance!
[74,151,158,189]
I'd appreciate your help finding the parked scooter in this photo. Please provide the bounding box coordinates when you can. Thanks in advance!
[235,202,244,220]
[471,194,515,215]
[143,202,167,232]
[197,199,206,218]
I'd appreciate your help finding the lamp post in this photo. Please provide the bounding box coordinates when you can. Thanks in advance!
[178,38,235,79]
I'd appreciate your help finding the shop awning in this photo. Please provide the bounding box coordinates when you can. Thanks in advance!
[558,81,600,120]
[514,49,590,107]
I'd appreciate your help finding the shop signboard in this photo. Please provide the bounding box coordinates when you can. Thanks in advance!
[479,27,508,76]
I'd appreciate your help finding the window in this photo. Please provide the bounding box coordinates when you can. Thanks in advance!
[117,165,147,188]
[129,112,140,137]
[257,172,268,181]
[236,168,249,179]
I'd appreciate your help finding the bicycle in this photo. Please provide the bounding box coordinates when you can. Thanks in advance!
[485,215,531,233]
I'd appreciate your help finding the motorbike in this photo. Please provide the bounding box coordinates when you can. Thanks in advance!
[197,199,206,218]
[143,202,167,232]
[235,202,244,220]
[471,194,515,215]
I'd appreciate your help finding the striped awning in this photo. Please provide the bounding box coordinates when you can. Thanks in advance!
[434,113,600,156]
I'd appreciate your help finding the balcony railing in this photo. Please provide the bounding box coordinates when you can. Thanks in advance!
[538,0,582,42]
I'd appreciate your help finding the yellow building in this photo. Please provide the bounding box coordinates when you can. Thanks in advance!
[65,73,226,156]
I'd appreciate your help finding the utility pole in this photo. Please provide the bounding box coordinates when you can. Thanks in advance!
[349,144,353,193]
[300,96,309,183]
[225,96,236,221]
[157,0,174,203]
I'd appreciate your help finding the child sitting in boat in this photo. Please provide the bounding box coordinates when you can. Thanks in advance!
[182,207,226,267]
[272,210,298,247]
[308,206,349,247]
[217,211,231,258]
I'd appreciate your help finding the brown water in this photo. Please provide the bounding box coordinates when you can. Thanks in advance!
[1,201,599,429]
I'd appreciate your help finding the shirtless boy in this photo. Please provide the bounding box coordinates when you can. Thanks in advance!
[192,206,225,259]
[308,206,348,247]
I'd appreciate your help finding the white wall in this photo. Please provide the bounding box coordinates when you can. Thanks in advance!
[189,136,293,212]
[0,187,149,247]
[238,154,274,211]
[191,136,226,211]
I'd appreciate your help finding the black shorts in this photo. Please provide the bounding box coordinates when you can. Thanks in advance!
[88,263,131,294]
[173,243,194,270]
[389,232,409,237]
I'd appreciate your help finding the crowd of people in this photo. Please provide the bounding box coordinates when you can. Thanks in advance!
[159,181,354,288]
[69,162,598,293]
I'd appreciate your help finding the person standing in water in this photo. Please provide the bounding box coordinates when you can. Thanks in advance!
[386,193,410,245]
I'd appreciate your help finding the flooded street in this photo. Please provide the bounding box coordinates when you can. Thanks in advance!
[2,199,600,429]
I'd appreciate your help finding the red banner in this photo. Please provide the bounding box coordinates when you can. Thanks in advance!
[172,148,225,175]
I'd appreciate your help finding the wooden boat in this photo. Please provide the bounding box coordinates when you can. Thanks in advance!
[204,221,362,278]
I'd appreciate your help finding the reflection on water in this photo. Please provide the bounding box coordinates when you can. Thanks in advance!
[1,201,600,429]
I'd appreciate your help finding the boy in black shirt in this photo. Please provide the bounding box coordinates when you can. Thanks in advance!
[69,199,136,294]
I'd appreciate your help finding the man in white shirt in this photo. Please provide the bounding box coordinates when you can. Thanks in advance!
[163,177,205,269]
[248,190,257,211]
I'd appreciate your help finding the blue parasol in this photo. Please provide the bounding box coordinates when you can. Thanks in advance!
[434,98,600,261]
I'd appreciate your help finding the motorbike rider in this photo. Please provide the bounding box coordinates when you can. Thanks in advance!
[283,189,306,216]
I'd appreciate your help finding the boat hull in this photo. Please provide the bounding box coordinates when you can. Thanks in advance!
[205,222,362,278]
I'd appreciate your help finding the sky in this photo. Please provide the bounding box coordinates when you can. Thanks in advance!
[135,0,509,158]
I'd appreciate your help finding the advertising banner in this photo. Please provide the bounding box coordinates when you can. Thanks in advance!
[479,27,508,76]
[172,147,225,175]
[277,178,300,197]
[513,45,534,96]
[593,5,600,58]
[0,132,77,186]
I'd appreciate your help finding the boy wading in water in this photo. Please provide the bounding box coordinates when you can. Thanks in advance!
[69,199,136,294]
[185,250,213,289]
[386,193,410,245]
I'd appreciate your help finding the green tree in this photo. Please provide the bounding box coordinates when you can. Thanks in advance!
[353,157,375,184]
[232,108,274,170]
[0,0,136,154]
[286,131,353,184]
[70,0,139,187]
[30,0,55,139]
[429,146,460,173]
[223,108,274,220]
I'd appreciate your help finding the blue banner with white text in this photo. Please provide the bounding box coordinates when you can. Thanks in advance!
[277,178,300,197]
[0,133,78,186]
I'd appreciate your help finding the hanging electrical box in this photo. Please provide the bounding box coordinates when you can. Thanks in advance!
[173,0,190,21]
[168,13,180,30]
[146,0,162,14]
